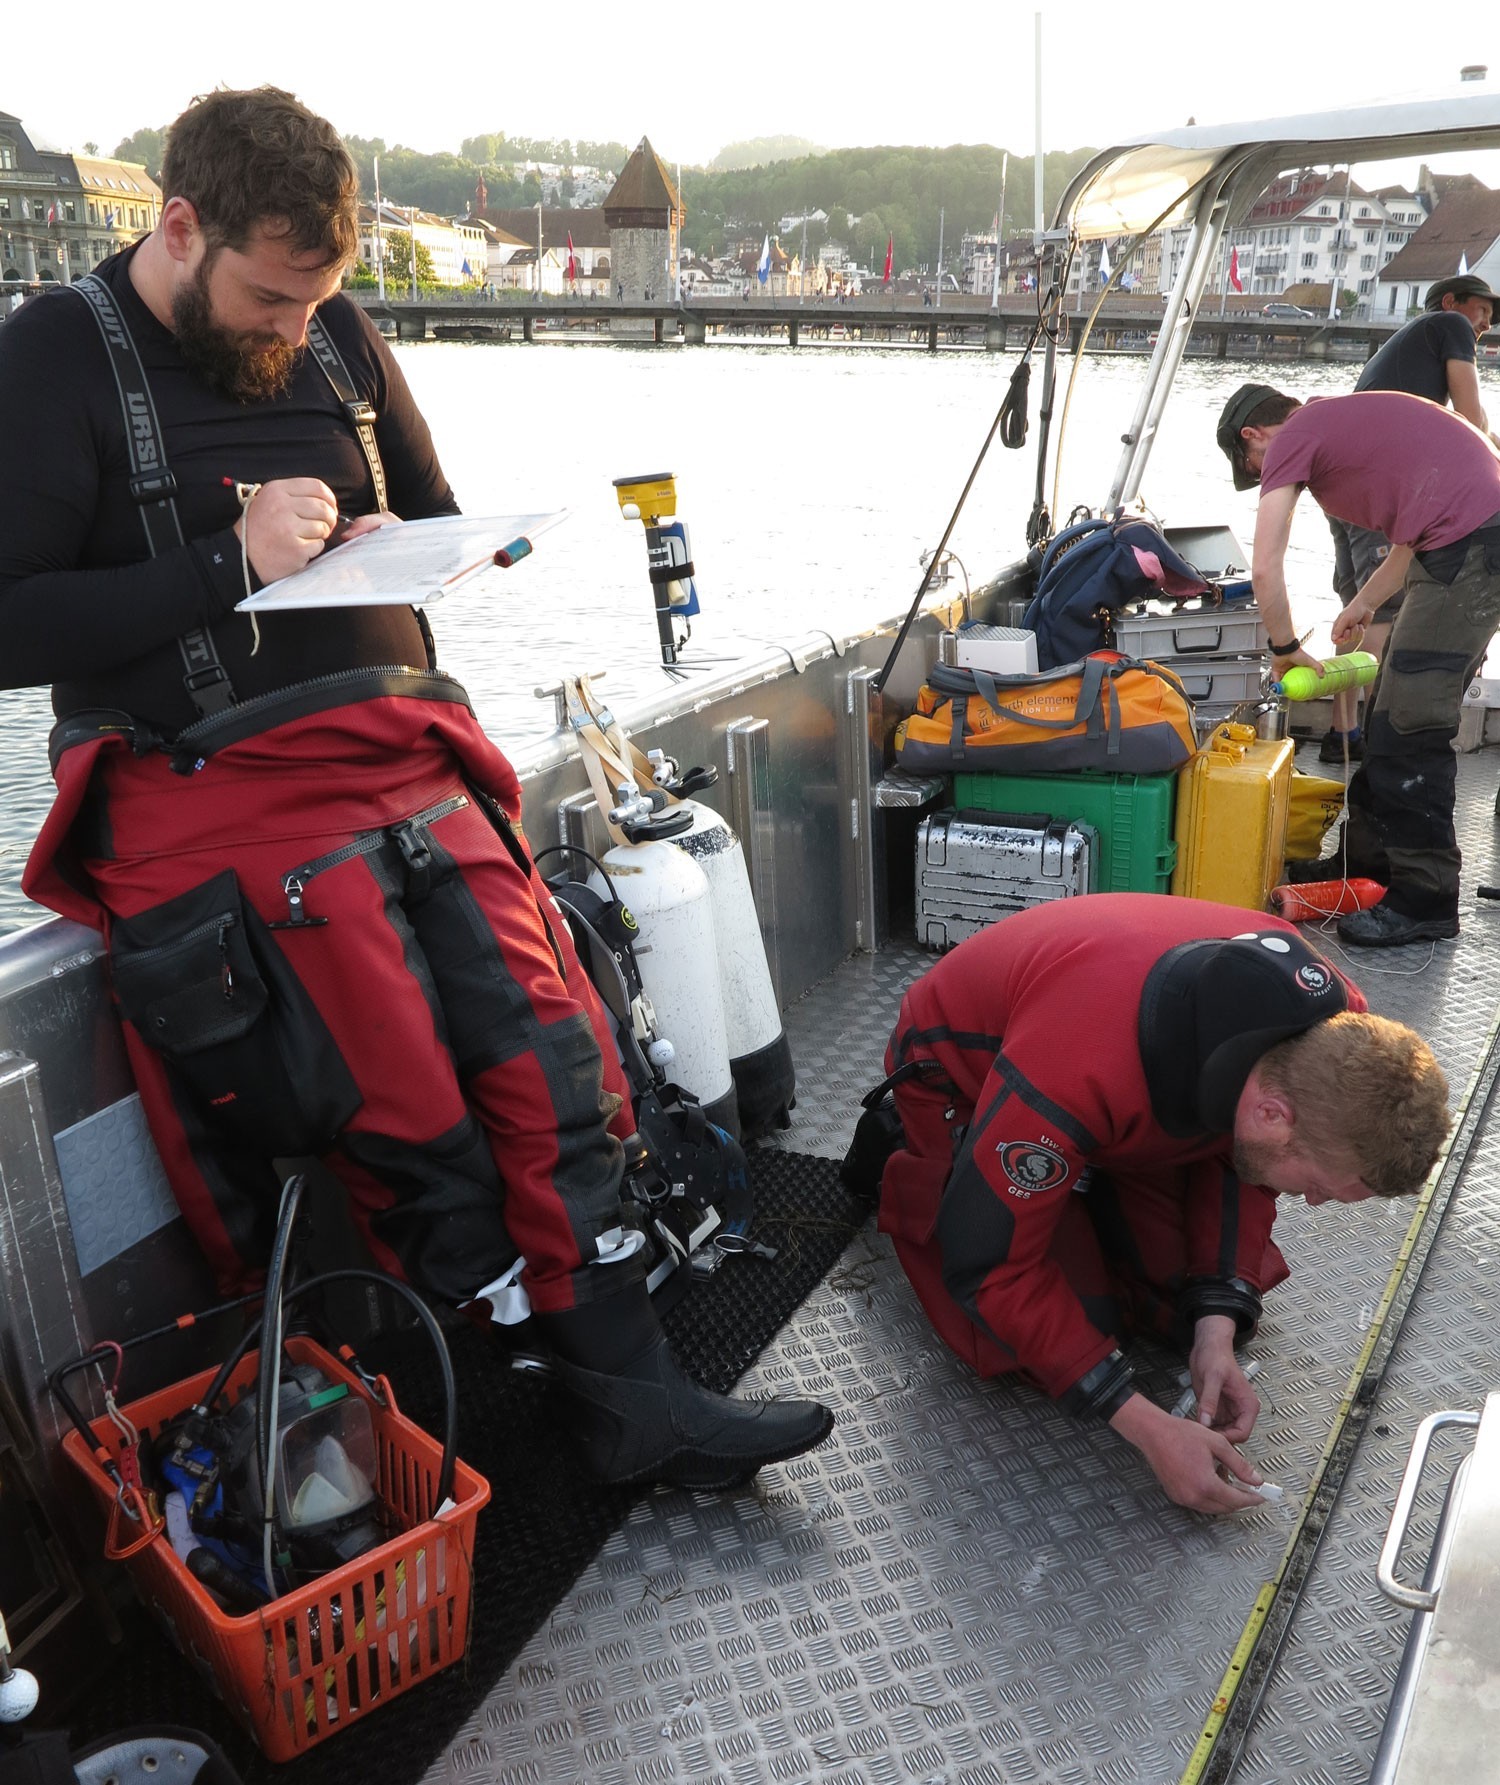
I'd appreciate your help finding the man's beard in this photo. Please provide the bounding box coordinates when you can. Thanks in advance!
[172,258,300,403]
[1232,1135,1290,1190]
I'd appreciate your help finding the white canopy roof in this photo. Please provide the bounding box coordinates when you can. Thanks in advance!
[1058,84,1500,239]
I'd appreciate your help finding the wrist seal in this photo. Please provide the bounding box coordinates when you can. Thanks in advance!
[1179,1276,1263,1341]
[1060,1350,1137,1421]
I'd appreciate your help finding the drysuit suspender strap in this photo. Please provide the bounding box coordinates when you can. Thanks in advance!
[306,314,388,512]
[71,273,238,717]
[304,314,438,673]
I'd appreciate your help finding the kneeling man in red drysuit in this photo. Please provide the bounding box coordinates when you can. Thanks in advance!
[870,895,1450,1514]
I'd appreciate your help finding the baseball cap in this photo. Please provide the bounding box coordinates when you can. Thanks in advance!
[1216,382,1282,491]
[1424,273,1499,312]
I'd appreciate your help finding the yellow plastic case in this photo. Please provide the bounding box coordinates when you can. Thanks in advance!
[1170,722,1294,909]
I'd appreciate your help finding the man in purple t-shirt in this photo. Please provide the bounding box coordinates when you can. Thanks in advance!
[1217,382,1500,946]
[1323,274,1498,761]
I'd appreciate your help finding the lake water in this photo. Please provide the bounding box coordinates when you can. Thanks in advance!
[0,341,1444,935]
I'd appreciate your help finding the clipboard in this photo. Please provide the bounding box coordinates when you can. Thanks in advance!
[234,510,567,610]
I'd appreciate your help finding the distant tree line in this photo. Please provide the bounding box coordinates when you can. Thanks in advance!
[679,144,1098,274]
[109,121,1097,279]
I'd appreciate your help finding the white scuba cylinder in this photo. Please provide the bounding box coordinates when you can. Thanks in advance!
[593,840,739,1137]
[669,804,796,1135]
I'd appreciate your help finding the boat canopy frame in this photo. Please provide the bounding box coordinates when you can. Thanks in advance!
[1027,84,1500,520]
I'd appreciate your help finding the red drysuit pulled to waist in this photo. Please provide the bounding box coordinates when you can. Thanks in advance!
[877,894,1364,1408]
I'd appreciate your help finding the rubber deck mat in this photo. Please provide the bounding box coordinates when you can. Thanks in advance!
[42,1149,868,1783]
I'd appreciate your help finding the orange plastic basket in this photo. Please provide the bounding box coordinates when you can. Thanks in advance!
[61,1334,490,1761]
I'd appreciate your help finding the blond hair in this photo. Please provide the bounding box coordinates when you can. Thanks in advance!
[1258,1013,1450,1197]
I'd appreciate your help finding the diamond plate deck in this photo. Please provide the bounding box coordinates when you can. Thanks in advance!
[430,749,1500,1785]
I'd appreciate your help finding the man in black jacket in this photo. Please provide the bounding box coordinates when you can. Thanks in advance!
[0,87,830,1490]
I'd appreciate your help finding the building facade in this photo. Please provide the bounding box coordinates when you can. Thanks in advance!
[1,109,159,290]
[356,200,488,289]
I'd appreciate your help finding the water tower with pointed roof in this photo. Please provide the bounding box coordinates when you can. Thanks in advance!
[603,137,681,303]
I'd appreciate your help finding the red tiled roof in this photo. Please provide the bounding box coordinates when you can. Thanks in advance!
[483,207,609,249]
[1381,187,1500,281]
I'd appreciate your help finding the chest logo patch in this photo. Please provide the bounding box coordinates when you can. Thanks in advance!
[1296,961,1332,994]
[997,1140,1069,1195]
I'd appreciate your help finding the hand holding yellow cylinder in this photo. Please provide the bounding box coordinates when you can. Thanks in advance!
[1273,652,1378,701]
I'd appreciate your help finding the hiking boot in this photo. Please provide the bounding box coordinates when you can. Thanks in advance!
[540,1288,834,1488]
[1317,728,1364,764]
[1284,825,1383,886]
[1283,854,1347,885]
[1336,902,1459,947]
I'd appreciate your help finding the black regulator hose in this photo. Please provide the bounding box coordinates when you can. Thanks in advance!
[192,1267,460,1518]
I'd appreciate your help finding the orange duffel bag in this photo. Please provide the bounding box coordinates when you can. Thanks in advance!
[894,650,1198,775]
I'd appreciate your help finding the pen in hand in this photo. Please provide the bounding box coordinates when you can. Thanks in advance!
[222,478,356,547]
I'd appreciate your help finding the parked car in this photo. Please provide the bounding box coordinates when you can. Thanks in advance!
[1261,301,1315,319]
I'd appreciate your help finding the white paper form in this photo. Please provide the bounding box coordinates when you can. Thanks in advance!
[234,510,567,610]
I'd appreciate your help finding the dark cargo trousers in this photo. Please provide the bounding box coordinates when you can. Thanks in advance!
[1346,525,1500,918]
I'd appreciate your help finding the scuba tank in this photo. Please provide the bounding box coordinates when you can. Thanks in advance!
[561,670,792,1138]
[592,839,739,1139]
[668,802,795,1134]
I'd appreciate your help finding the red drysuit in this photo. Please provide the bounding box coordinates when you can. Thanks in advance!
[26,682,636,1310]
[877,894,1365,1414]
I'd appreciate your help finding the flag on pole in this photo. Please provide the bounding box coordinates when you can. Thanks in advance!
[1229,246,1244,293]
[1097,241,1112,282]
[1459,252,1470,275]
[757,234,771,285]
[461,259,472,278]
[46,203,58,225]
[882,234,893,284]
[566,231,577,282]
[103,208,116,229]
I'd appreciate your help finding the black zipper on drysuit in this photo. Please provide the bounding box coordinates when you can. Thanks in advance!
[123,911,240,997]
[272,793,470,929]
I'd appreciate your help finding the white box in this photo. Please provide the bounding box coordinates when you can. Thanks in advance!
[955,625,1039,676]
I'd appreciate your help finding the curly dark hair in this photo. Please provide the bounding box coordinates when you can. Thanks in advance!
[160,87,358,263]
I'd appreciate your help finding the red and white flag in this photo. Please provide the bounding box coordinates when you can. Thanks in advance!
[882,234,893,285]
[1229,246,1244,293]
[566,231,577,283]
[46,202,58,225]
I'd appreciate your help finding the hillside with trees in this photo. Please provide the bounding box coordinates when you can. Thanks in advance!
[710,137,823,172]
[109,122,1096,277]
[679,144,1097,272]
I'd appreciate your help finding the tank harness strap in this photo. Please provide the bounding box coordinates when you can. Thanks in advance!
[304,314,437,675]
[70,273,236,718]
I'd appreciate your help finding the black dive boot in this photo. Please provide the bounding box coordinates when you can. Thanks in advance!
[539,1287,834,1489]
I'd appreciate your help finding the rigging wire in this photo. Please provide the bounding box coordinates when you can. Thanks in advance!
[871,293,1065,694]
[1046,173,1219,533]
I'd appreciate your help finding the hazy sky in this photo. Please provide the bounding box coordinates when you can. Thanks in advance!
[7,3,1497,173]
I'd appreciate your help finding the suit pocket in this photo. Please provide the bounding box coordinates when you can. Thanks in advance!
[109,870,361,1155]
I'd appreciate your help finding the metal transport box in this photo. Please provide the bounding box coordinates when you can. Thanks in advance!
[1114,599,1269,660]
[915,809,1095,949]
[952,769,1176,895]
[1162,656,1267,707]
